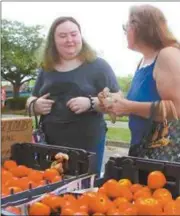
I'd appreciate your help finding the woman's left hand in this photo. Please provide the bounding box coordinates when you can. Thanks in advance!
[107,98,130,116]
[66,97,91,114]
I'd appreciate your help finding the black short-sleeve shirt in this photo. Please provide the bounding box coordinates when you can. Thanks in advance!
[32,57,120,124]
[32,57,120,148]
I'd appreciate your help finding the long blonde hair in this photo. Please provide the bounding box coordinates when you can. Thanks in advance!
[42,16,97,71]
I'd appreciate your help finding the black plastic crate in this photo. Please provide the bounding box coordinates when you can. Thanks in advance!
[1,142,96,207]
[95,156,180,198]
[10,142,96,175]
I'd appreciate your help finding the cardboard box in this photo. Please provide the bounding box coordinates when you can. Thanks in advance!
[1,117,33,161]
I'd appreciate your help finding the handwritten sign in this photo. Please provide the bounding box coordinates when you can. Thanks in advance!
[2,117,33,161]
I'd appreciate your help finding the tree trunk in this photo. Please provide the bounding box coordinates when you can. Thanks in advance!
[13,84,20,98]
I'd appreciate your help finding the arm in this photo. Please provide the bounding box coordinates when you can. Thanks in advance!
[155,47,180,118]
[67,58,121,114]
[114,47,180,120]
[26,70,54,115]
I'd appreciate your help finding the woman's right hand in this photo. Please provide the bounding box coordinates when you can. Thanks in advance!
[34,93,55,115]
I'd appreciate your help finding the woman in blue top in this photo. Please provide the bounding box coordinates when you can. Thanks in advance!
[103,4,180,151]
[26,17,121,175]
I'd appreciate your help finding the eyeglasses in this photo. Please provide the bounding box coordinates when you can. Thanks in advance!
[122,23,128,33]
[122,20,137,33]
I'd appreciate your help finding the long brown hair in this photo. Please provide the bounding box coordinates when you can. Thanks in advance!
[129,4,180,50]
[42,16,97,71]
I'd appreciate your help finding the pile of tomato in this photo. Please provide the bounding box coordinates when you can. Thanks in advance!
[4,169,180,215]
[1,160,62,198]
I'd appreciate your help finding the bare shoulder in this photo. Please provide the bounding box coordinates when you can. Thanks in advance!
[154,46,180,78]
[158,46,180,63]
[160,46,180,54]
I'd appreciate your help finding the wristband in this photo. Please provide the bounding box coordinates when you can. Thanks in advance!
[87,95,95,111]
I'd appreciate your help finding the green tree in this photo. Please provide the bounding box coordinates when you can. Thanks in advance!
[117,75,133,95]
[1,19,45,98]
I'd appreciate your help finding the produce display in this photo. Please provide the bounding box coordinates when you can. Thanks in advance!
[1,153,69,198]
[4,170,180,215]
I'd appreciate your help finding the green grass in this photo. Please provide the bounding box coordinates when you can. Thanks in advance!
[104,114,128,122]
[106,127,131,143]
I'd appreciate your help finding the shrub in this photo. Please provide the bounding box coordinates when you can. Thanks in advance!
[5,96,29,110]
